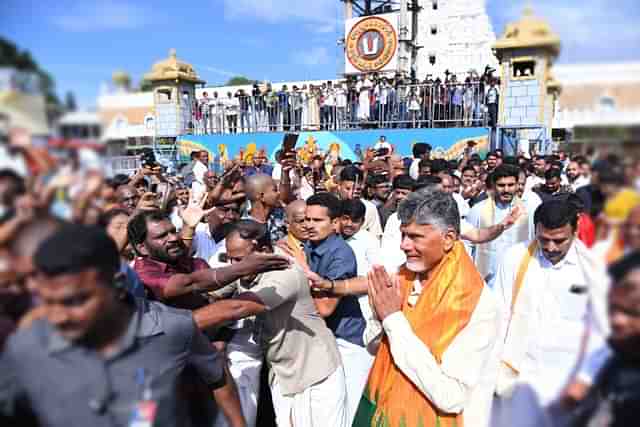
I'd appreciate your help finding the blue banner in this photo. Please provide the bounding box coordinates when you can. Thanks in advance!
[177,127,489,166]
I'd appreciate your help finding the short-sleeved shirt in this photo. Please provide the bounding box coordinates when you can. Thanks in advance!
[244,207,288,244]
[133,256,210,309]
[237,264,341,396]
[0,298,224,427]
[304,234,365,346]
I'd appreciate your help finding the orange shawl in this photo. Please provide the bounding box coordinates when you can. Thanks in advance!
[353,242,484,427]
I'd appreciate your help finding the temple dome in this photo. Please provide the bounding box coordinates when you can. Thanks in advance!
[143,48,204,84]
[493,7,560,57]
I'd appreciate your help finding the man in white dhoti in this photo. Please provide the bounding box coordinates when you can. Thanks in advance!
[492,200,610,427]
[467,164,541,283]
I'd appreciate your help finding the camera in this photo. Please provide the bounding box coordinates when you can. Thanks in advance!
[139,148,159,169]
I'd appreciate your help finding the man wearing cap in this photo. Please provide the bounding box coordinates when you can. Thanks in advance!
[0,224,244,427]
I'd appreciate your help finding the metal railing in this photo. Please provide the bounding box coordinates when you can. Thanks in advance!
[191,82,494,135]
[109,156,140,176]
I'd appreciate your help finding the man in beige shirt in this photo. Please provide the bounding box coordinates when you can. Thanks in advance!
[195,219,347,427]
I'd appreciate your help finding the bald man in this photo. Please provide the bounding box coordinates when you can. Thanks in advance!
[244,174,287,242]
[115,185,140,215]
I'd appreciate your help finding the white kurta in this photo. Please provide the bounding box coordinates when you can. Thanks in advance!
[467,194,541,283]
[491,240,610,427]
[361,199,383,241]
[364,283,500,427]
[346,229,382,337]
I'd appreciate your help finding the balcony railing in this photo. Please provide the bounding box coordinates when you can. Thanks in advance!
[190,82,493,135]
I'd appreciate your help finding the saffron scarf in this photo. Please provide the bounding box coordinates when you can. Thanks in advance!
[353,242,484,427]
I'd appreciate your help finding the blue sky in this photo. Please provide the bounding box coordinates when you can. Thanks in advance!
[2,0,639,109]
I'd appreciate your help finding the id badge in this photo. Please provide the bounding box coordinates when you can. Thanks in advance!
[129,400,158,427]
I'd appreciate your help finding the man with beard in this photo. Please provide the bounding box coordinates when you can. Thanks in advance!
[524,155,549,194]
[377,174,413,229]
[486,151,499,173]
[352,189,500,427]
[338,166,383,240]
[128,210,289,309]
[533,169,573,202]
[468,165,540,282]
[567,159,590,192]
[492,200,610,427]
[568,251,640,426]
[115,185,140,215]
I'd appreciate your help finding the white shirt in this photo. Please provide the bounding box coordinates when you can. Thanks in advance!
[335,88,347,108]
[524,175,545,194]
[453,192,470,219]
[191,160,208,198]
[346,228,382,329]
[191,223,227,266]
[569,175,590,192]
[364,282,500,426]
[409,158,421,180]
[467,195,540,282]
[345,229,381,277]
[493,241,610,406]
[362,198,383,240]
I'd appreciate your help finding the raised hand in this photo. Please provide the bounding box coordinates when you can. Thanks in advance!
[180,191,215,228]
[503,204,525,229]
[136,192,158,211]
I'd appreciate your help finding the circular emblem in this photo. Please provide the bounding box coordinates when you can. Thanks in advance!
[346,16,397,72]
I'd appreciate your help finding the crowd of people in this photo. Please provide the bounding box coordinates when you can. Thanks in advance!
[2,136,640,427]
[192,68,499,135]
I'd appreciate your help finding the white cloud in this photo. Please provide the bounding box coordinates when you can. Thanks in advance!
[292,46,331,66]
[222,0,340,33]
[52,1,152,32]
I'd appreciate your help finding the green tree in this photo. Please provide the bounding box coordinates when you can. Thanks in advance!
[0,37,60,107]
[224,76,255,86]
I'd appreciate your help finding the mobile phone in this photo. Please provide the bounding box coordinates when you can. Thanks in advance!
[282,132,299,153]
[156,182,172,211]
[150,183,158,194]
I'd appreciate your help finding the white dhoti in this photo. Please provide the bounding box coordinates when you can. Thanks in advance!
[270,365,348,427]
[214,330,263,427]
[337,338,374,426]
